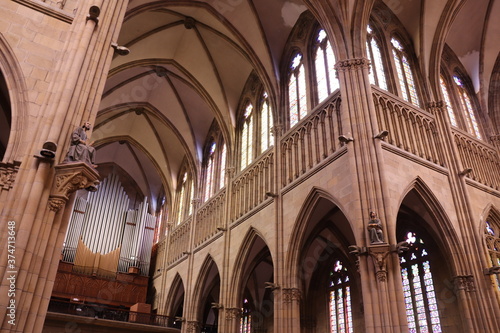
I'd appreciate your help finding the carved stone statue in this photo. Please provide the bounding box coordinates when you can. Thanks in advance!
[64,121,97,168]
[367,211,384,244]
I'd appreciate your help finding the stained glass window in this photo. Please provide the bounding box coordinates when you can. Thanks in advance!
[366,25,388,90]
[289,53,308,127]
[219,143,227,189]
[241,103,254,169]
[453,76,482,139]
[400,231,442,333]
[260,92,274,152]
[240,298,251,333]
[315,29,339,103]
[203,142,216,202]
[176,172,188,224]
[484,220,500,290]
[329,260,353,333]
[391,38,420,107]
[439,75,458,127]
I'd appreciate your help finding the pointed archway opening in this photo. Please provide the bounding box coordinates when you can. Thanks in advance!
[0,70,11,161]
[194,256,221,332]
[237,233,274,333]
[166,274,185,329]
[396,189,464,333]
[296,200,362,332]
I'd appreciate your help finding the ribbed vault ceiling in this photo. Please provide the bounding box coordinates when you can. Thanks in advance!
[94,0,499,212]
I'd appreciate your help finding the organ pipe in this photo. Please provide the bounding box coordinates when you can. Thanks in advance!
[118,197,156,275]
[62,197,89,262]
[63,172,156,277]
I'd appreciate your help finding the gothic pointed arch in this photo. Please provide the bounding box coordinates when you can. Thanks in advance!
[190,254,221,331]
[165,273,185,328]
[396,178,466,332]
[228,227,274,332]
[0,33,28,162]
[488,53,500,133]
[229,227,272,303]
[286,187,355,288]
[398,177,464,265]
[481,205,500,293]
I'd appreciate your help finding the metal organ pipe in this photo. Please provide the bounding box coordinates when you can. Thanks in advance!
[62,197,89,262]
[64,172,157,277]
[80,173,130,254]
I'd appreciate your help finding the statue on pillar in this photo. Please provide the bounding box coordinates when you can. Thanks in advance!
[64,121,97,168]
[367,211,385,244]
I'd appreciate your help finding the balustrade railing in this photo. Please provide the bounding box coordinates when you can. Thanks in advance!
[166,218,191,265]
[47,299,175,328]
[281,93,342,186]
[194,189,226,247]
[453,131,500,190]
[373,88,443,166]
[231,149,274,221]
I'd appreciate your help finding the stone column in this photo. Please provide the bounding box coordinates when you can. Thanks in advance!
[276,288,301,333]
[0,0,129,331]
[429,102,500,331]
[224,307,241,333]
[335,58,407,332]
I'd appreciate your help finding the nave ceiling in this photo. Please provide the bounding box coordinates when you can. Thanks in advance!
[93,0,499,212]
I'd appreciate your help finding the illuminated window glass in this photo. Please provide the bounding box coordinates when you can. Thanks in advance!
[177,172,188,224]
[453,76,482,139]
[315,29,339,103]
[260,92,274,152]
[366,25,387,90]
[329,260,353,333]
[219,143,227,189]
[188,181,194,216]
[400,232,442,333]
[439,75,458,127]
[203,142,217,202]
[484,220,500,290]
[392,38,420,107]
[241,103,254,169]
[240,298,252,333]
[289,53,308,127]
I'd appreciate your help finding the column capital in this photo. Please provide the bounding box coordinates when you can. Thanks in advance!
[282,288,301,304]
[335,58,371,72]
[0,161,20,190]
[186,320,201,333]
[426,100,446,115]
[453,275,475,292]
[225,307,242,320]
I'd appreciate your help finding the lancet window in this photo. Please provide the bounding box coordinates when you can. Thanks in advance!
[329,259,353,333]
[314,29,339,103]
[366,24,388,91]
[484,219,500,290]
[176,167,194,224]
[399,231,442,333]
[391,37,420,107]
[202,127,227,202]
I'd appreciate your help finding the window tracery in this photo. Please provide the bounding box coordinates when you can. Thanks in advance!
[366,25,388,91]
[329,259,353,333]
[399,231,442,333]
[391,37,420,107]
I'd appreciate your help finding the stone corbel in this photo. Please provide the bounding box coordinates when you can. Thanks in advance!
[48,162,100,212]
[349,241,409,282]
[367,244,391,282]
